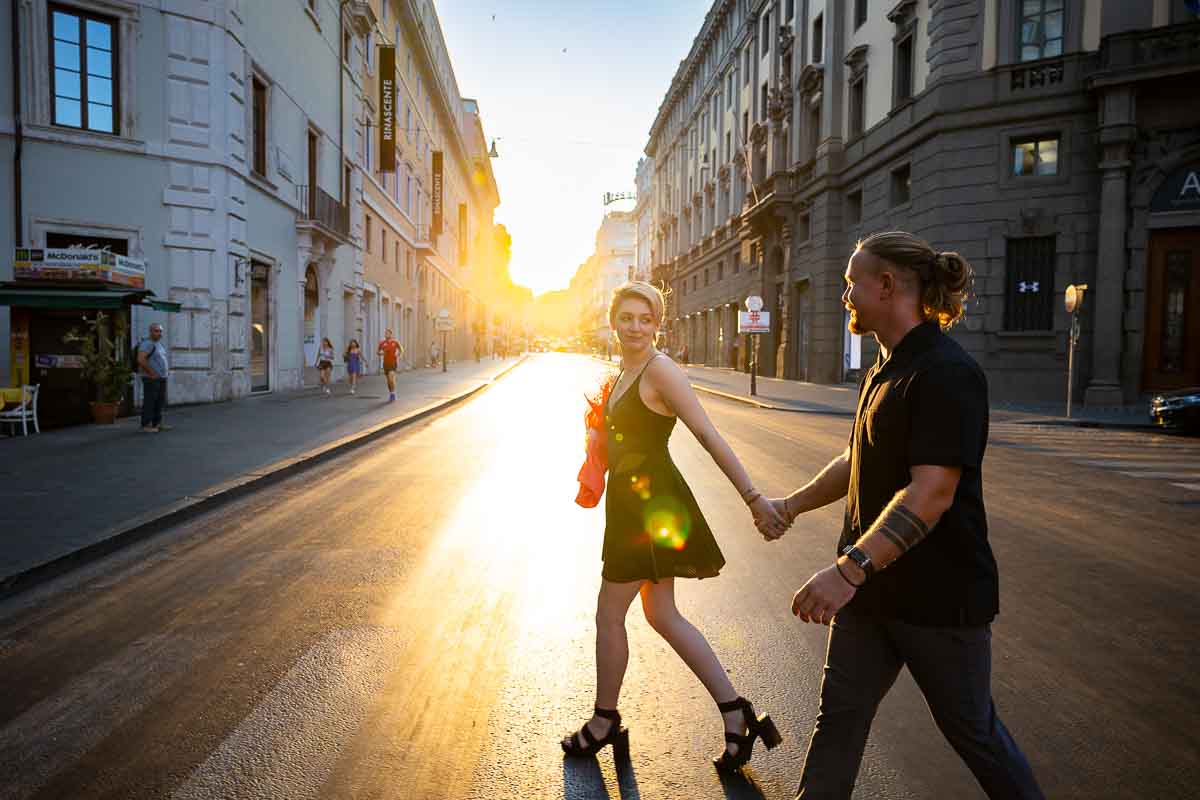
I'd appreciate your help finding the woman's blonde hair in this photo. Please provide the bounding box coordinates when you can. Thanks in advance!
[608,281,667,329]
[856,231,973,329]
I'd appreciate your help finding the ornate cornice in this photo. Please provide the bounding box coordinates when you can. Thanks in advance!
[767,85,792,124]
[778,24,794,57]
[887,0,919,26]
[799,64,824,97]
[844,44,870,78]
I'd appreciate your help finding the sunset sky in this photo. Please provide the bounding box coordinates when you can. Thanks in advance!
[438,1,710,296]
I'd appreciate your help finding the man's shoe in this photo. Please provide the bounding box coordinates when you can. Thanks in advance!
[141,425,159,433]
[156,424,173,432]
[389,392,396,402]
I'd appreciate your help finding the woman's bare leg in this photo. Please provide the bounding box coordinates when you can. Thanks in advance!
[569,578,642,748]
[640,579,746,753]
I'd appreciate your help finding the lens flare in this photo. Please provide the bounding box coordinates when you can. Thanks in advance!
[643,496,691,551]
[629,473,652,501]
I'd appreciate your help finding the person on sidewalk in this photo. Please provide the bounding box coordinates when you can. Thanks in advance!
[771,231,1044,800]
[316,338,335,395]
[561,281,789,772]
[137,323,171,432]
[429,340,441,370]
[377,329,403,402]
[345,339,364,395]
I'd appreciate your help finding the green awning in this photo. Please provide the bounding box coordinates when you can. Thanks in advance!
[0,287,138,309]
[0,286,181,312]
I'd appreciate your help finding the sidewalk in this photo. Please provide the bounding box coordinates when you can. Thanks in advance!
[679,363,1155,429]
[0,358,523,594]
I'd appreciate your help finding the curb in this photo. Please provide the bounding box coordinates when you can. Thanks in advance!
[1006,416,1162,432]
[689,383,857,416]
[0,357,527,601]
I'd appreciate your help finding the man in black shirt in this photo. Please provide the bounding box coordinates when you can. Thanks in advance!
[770,232,1043,799]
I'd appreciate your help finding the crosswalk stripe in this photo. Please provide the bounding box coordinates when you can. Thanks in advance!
[1074,460,1200,469]
[171,627,396,800]
[0,634,216,800]
[1115,471,1200,479]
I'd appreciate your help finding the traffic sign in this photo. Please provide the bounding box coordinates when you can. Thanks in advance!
[745,295,764,312]
[738,310,770,334]
[436,317,455,332]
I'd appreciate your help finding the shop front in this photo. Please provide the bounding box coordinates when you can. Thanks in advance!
[1,248,179,429]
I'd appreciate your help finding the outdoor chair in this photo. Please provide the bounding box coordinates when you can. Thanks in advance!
[0,384,41,436]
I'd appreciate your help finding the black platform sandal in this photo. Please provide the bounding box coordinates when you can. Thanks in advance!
[561,707,630,758]
[712,697,782,772]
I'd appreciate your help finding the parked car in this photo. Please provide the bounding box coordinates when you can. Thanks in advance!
[1150,387,1200,433]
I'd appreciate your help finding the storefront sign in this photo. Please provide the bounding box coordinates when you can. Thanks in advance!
[432,150,444,235]
[14,248,146,289]
[379,45,396,172]
[35,353,85,369]
[1151,163,1200,213]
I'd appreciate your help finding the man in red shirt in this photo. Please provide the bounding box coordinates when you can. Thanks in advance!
[377,329,404,402]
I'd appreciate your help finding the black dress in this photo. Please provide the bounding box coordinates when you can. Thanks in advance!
[601,356,726,583]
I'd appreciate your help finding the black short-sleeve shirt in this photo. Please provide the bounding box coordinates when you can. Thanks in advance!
[838,321,999,626]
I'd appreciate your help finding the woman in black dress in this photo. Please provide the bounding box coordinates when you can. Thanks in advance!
[562,281,789,771]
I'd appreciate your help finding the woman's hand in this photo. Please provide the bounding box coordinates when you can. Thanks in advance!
[750,494,789,541]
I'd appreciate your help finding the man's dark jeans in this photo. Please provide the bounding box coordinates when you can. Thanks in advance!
[141,377,166,428]
[797,608,1044,800]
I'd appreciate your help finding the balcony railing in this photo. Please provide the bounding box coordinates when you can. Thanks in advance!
[296,185,350,242]
[413,223,437,254]
[1098,21,1200,76]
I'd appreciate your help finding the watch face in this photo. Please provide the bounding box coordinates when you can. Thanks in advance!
[843,546,870,568]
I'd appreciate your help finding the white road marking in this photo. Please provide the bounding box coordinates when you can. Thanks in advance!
[171,627,397,800]
[0,633,218,800]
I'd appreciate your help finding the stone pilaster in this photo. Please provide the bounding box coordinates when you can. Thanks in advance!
[1086,86,1136,406]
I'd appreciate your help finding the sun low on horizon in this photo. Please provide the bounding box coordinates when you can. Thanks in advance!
[435,0,712,297]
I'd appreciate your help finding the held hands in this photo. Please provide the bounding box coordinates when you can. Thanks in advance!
[749,494,789,541]
[791,563,857,625]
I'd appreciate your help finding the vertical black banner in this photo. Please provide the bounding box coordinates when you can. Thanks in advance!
[432,150,444,235]
[379,46,396,172]
[458,203,468,264]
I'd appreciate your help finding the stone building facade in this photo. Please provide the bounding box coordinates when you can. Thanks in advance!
[2,0,365,406]
[646,0,1200,406]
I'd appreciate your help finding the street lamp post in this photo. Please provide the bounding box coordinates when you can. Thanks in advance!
[1064,284,1088,418]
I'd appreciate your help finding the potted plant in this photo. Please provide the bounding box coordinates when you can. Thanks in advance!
[63,312,134,424]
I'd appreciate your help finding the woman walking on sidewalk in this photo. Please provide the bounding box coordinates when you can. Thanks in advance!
[345,339,364,394]
[316,337,335,395]
[562,281,789,772]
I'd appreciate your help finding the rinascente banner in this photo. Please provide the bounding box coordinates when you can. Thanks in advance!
[379,45,396,172]
[432,150,444,235]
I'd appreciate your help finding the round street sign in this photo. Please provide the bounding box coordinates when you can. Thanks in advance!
[745,295,764,312]
[1064,284,1088,314]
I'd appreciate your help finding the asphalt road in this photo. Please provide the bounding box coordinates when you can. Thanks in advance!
[1,354,1197,800]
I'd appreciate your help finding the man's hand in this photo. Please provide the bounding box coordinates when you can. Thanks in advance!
[769,497,795,525]
[750,494,788,541]
[791,564,857,625]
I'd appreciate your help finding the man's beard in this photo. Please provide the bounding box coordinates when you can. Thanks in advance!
[846,309,868,335]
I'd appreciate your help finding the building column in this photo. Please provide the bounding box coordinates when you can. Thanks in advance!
[776,224,794,379]
[1086,87,1136,407]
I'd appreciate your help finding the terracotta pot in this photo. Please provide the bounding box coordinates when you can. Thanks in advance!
[90,401,120,425]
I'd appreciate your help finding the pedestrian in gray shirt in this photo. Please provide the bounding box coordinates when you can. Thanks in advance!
[137,323,170,432]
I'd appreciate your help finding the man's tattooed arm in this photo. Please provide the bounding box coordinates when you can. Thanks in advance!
[838,466,962,582]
